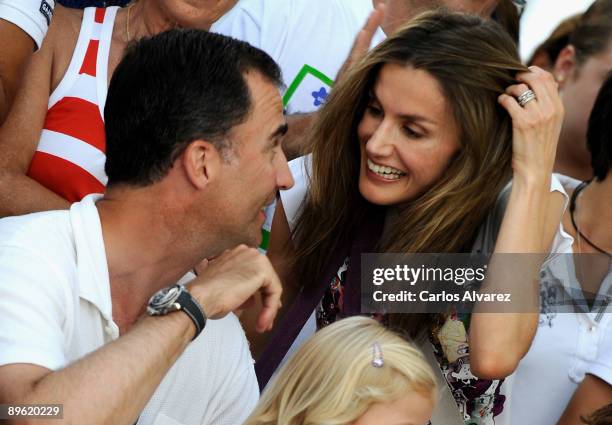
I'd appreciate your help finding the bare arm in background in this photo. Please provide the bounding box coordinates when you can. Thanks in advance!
[281,6,385,161]
[557,375,612,425]
[282,114,312,160]
[0,7,76,216]
[0,19,35,124]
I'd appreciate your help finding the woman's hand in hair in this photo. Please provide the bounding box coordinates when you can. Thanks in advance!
[471,67,565,378]
[498,66,564,187]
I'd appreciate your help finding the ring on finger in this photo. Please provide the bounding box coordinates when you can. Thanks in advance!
[517,89,536,107]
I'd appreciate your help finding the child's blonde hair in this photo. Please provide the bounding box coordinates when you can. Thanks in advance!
[245,316,437,425]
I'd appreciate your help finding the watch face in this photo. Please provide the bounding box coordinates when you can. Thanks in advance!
[147,285,182,315]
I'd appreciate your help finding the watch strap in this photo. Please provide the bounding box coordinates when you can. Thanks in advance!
[176,288,207,340]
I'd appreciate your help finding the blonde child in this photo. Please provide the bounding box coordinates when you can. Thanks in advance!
[245,316,436,425]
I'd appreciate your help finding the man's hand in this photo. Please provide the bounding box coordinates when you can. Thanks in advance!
[188,245,283,333]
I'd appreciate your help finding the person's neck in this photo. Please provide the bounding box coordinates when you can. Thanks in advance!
[128,1,188,42]
[575,175,612,251]
[96,189,211,332]
[555,154,593,182]
[554,132,593,181]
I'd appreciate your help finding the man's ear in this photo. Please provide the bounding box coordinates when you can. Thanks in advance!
[181,140,221,189]
[553,45,577,88]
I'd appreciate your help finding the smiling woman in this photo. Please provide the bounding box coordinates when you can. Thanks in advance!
[358,64,461,206]
[249,9,567,425]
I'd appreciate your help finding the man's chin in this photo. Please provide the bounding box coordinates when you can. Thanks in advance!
[242,230,262,250]
[224,225,263,251]
[252,233,263,249]
[219,235,260,253]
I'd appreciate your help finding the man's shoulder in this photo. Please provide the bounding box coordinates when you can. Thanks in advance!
[0,209,82,372]
[0,210,74,261]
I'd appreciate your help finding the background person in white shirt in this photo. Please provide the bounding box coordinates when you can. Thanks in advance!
[0,29,292,425]
[553,71,612,425]
[501,70,611,425]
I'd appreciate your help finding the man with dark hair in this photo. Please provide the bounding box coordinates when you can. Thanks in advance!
[0,29,292,424]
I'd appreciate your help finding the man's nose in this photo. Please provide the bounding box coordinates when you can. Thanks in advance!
[276,153,295,190]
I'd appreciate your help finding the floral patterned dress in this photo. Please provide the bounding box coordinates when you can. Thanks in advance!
[317,257,506,425]
[430,312,506,424]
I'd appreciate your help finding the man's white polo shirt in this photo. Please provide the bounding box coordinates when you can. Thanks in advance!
[0,194,259,425]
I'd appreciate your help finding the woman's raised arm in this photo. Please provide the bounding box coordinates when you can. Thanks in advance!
[469,66,566,379]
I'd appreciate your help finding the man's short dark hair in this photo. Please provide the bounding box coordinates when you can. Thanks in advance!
[587,71,612,181]
[104,29,282,187]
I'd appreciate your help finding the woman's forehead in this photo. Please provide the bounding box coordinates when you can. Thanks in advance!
[371,64,449,124]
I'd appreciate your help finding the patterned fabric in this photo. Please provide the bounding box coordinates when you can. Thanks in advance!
[318,258,507,425]
[316,257,349,328]
[27,7,118,202]
[431,313,505,424]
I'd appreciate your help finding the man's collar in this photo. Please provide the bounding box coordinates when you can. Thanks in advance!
[69,194,113,322]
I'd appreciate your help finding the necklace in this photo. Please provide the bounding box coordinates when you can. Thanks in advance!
[569,181,612,258]
[126,2,136,43]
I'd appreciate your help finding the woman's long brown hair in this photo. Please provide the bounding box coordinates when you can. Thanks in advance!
[291,11,528,337]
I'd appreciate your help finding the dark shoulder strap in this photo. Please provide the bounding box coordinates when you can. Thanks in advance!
[255,234,351,389]
[343,208,385,316]
[255,207,385,389]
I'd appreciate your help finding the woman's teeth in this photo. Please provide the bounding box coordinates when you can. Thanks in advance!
[367,159,405,180]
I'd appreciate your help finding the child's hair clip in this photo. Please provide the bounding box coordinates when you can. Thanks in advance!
[371,342,384,368]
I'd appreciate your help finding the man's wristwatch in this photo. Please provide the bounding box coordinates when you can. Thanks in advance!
[147,285,207,340]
